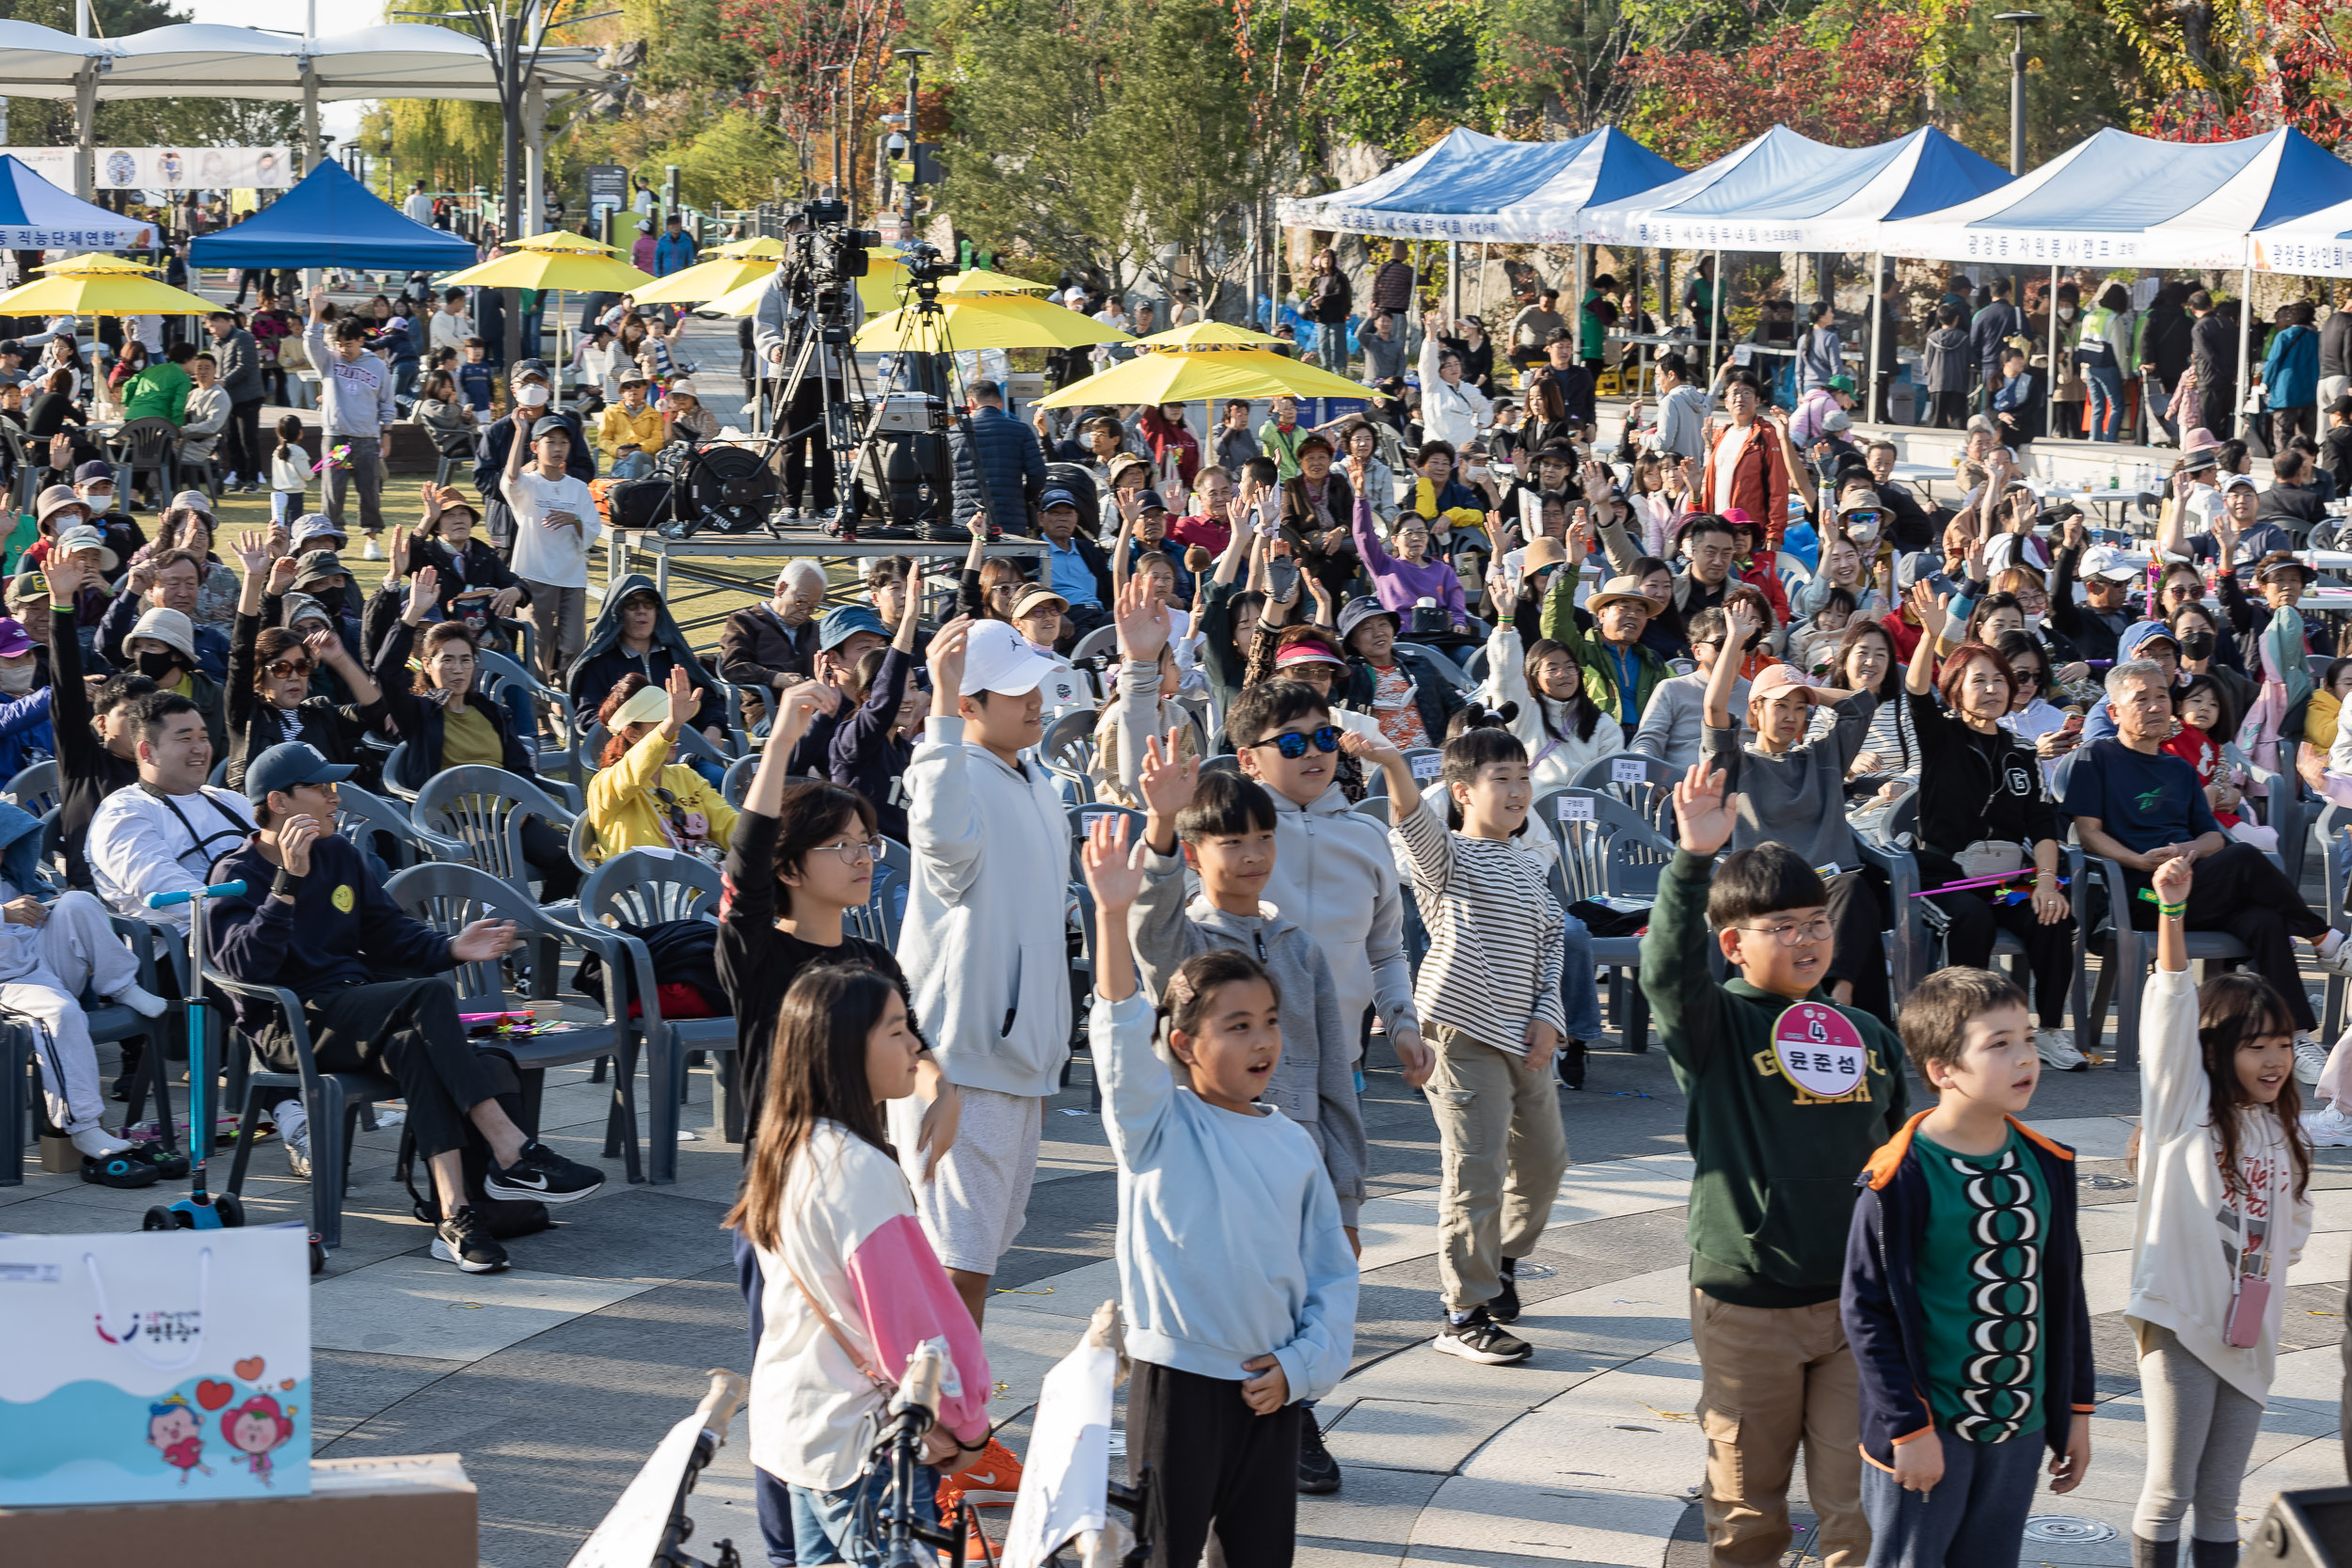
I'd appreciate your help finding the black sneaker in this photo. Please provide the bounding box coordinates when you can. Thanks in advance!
[1556,1039,1586,1090]
[126,1142,191,1180]
[431,1206,510,1274]
[1490,1259,1522,1324]
[81,1149,161,1189]
[1296,1407,1342,1495]
[485,1141,606,1204]
[1434,1307,1532,1365]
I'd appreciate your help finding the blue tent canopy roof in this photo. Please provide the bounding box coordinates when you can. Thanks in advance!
[1882,126,2352,268]
[0,155,155,250]
[1579,125,2013,250]
[1277,127,1683,243]
[189,158,476,273]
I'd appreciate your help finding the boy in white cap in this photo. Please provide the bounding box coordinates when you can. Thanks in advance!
[503,412,603,683]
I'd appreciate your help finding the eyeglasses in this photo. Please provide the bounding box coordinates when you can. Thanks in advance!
[810,837,885,864]
[263,659,313,678]
[1254,725,1342,759]
[1736,914,1834,947]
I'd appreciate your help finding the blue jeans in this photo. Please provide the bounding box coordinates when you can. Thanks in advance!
[1860,1426,2044,1568]
[791,1462,942,1565]
[611,449,653,481]
[1560,913,1605,1041]
[2087,365,2126,441]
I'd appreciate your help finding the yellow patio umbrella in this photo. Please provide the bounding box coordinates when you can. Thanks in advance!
[34,252,162,275]
[712,235,787,260]
[1133,321,1282,349]
[856,247,907,314]
[630,254,776,306]
[0,264,214,317]
[853,292,1130,353]
[439,232,652,293]
[936,267,1054,296]
[1038,342,1375,407]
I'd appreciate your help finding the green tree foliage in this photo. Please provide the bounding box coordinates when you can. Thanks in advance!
[938,0,1255,308]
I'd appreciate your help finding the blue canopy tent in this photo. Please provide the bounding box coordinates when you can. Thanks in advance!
[1578,125,2014,415]
[189,157,476,273]
[0,153,156,250]
[1880,126,2352,437]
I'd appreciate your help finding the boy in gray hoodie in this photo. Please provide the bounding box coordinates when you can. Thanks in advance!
[1128,733,1364,1498]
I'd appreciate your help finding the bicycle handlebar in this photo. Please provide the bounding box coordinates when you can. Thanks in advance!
[692,1368,745,1447]
[146,880,248,910]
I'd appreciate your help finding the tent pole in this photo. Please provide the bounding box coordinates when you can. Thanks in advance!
[2047,263,2059,447]
[1867,252,1883,425]
[1708,249,1722,386]
[1447,240,1460,326]
[1572,241,1587,374]
[72,61,96,201]
[2236,264,2254,442]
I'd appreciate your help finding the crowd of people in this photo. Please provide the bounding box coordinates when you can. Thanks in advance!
[14,251,2352,1568]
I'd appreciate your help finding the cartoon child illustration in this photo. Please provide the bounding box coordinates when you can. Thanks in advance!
[220,1394,294,1485]
[148,1393,210,1484]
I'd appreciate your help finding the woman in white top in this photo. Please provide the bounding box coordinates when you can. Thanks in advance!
[1482,622,1625,793]
[2130,854,2313,1568]
[1417,314,1492,451]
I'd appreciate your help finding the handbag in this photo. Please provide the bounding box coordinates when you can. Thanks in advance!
[1955,840,2026,879]
[0,1227,311,1504]
[2225,1272,2271,1348]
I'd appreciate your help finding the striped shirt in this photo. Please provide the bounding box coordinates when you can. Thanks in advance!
[1390,795,1566,1054]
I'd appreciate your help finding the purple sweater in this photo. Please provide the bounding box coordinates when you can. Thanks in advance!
[1351,496,1468,626]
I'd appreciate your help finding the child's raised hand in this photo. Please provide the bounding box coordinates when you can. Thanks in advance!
[1891,1426,1944,1495]
[1672,760,1739,857]
[1238,1354,1289,1416]
[2150,850,2194,909]
[1112,572,1169,662]
[1335,728,1400,770]
[1905,579,1947,641]
[1137,727,1198,821]
[1079,811,1146,913]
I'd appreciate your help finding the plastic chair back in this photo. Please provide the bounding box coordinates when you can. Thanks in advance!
[847,836,913,949]
[1569,752,1680,841]
[335,782,470,868]
[0,758,57,816]
[1041,708,1101,802]
[1537,787,1676,905]
[412,764,577,893]
[722,753,756,808]
[1065,803,1147,879]
[580,847,723,930]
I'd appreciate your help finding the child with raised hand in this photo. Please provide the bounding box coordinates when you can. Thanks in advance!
[1842,965,2095,1568]
[2128,853,2312,1568]
[1343,723,1566,1366]
[1080,812,1357,1567]
[1642,760,1909,1568]
[728,963,992,1559]
[826,588,926,842]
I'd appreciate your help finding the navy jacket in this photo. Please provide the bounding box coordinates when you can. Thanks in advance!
[948,404,1048,533]
[1841,1111,2095,1471]
[208,831,453,1011]
[828,643,916,841]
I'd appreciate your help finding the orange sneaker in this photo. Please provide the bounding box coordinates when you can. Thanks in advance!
[940,1436,1025,1507]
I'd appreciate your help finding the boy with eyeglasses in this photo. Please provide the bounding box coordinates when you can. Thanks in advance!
[1644,760,1910,1568]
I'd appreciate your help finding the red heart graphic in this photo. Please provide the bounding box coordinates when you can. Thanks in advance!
[195,1380,232,1411]
[279,1378,295,1390]
[234,1357,264,1382]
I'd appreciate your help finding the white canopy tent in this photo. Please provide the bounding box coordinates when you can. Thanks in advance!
[0,21,609,231]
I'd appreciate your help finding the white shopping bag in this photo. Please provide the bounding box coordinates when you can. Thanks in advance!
[0,1224,311,1505]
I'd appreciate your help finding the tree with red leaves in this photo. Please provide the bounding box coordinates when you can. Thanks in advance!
[1620,0,1932,164]
[2120,0,2352,147]
[721,0,906,199]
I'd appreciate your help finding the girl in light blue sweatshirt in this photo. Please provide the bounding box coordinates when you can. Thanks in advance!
[1081,812,1359,1568]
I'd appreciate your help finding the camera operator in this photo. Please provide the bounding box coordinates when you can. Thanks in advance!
[753,208,867,527]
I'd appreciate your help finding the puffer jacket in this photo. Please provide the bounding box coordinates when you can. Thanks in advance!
[947,404,1048,533]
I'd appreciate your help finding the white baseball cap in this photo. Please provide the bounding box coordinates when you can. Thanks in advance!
[2079,544,2140,583]
[959,618,1056,698]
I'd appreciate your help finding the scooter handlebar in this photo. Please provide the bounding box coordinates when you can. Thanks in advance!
[146,880,248,911]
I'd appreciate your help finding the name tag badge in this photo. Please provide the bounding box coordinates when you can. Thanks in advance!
[1559,795,1594,822]
[1611,757,1646,784]
[1771,1003,1869,1100]
[1409,752,1443,782]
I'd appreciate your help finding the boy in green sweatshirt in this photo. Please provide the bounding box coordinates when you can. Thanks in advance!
[1641,760,1910,1568]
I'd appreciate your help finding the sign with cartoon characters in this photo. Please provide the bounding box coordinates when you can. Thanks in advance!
[0,1227,310,1504]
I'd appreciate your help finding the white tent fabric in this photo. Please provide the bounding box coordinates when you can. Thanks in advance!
[1578,125,2013,252]
[1878,126,2352,269]
[1276,126,1682,243]
[2250,196,2352,277]
[0,22,606,102]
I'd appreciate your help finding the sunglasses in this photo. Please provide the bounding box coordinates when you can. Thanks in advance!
[264,659,313,678]
[1255,724,1342,759]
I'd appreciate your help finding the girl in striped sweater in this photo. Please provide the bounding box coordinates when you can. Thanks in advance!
[1344,724,1567,1368]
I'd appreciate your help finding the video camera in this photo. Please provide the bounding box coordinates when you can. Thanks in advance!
[784,198,879,343]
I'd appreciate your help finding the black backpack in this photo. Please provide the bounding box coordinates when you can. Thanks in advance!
[393,1046,553,1240]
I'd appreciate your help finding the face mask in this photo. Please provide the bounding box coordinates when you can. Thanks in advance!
[0,662,33,696]
[1848,519,1879,545]
[2179,630,2216,660]
[2058,307,2075,320]
[515,383,550,407]
[136,649,180,681]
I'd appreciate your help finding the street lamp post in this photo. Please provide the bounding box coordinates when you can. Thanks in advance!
[818,62,850,213]
[893,47,932,239]
[1993,10,2044,176]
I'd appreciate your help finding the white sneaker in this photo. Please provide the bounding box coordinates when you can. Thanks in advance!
[361,536,384,561]
[2316,936,2352,977]
[2295,1035,2331,1086]
[2035,1028,2089,1072]
[2304,1103,2352,1148]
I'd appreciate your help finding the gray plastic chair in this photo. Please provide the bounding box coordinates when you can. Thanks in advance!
[412,765,580,896]
[575,848,728,1174]
[721,753,757,809]
[582,720,734,773]
[847,836,913,951]
[1361,748,1444,800]
[1,758,57,816]
[2079,853,2251,1069]
[476,648,584,786]
[1538,787,1676,1050]
[1569,752,1681,841]
[335,782,472,869]
[382,861,650,1180]
[1041,709,1102,804]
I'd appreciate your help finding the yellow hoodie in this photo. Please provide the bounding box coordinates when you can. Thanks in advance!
[585,727,739,863]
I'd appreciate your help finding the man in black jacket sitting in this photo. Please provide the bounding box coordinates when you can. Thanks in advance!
[209,742,606,1274]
